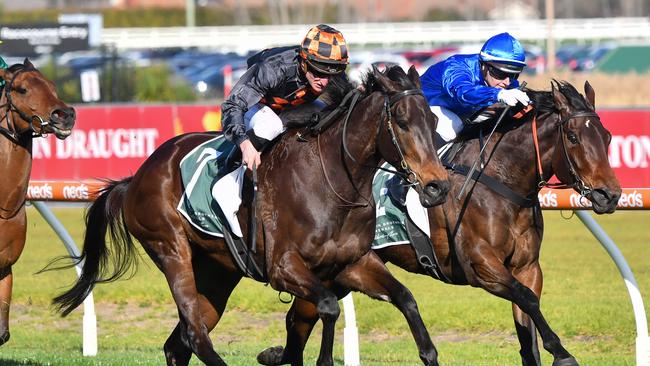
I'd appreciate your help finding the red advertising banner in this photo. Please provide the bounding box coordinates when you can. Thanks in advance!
[30,105,650,189]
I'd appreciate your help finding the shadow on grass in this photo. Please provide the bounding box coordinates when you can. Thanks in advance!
[0,359,48,366]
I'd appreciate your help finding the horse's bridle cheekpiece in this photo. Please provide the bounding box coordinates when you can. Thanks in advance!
[0,66,49,142]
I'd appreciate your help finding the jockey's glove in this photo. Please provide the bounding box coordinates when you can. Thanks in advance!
[497,88,530,107]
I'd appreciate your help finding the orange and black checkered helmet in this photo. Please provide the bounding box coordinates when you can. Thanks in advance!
[300,24,348,75]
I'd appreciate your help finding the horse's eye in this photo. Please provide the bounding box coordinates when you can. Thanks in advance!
[396,120,409,131]
[567,131,579,144]
[14,87,27,94]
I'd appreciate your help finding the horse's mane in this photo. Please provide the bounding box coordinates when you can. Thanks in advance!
[7,63,28,73]
[458,80,592,141]
[528,80,592,117]
[280,65,415,128]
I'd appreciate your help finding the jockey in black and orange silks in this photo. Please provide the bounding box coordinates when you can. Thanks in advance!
[220,24,349,170]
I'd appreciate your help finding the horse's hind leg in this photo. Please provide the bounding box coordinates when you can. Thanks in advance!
[163,254,242,366]
[140,236,226,366]
[512,263,543,366]
[470,248,577,366]
[257,297,320,366]
[335,252,438,366]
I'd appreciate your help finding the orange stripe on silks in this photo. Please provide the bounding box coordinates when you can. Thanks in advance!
[308,40,320,56]
[330,46,341,60]
[318,32,334,45]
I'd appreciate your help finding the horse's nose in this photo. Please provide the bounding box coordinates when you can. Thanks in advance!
[591,187,621,214]
[51,107,76,128]
[419,179,450,207]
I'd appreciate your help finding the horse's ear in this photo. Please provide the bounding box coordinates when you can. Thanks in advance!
[24,58,34,68]
[551,80,570,114]
[407,65,421,89]
[372,65,397,93]
[584,80,596,108]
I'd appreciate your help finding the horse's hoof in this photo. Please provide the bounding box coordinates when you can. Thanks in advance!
[257,346,286,365]
[0,331,10,347]
[552,356,578,366]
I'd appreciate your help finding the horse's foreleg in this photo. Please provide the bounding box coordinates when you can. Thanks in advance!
[470,249,577,366]
[257,298,320,366]
[512,263,543,366]
[269,251,340,366]
[0,266,12,346]
[335,252,438,366]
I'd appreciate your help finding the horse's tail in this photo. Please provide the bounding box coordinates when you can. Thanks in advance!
[51,177,137,316]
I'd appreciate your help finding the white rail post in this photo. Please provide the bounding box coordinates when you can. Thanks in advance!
[342,293,360,366]
[31,201,98,356]
[575,211,649,366]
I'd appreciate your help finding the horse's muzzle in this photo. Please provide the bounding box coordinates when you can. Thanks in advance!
[49,107,76,139]
[589,187,621,214]
[418,179,450,207]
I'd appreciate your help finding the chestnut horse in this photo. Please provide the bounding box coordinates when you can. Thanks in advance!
[51,66,450,365]
[258,81,621,366]
[0,59,76,346]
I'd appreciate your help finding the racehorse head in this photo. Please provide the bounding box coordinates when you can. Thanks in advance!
[548,80,621,214]
[0,58,76,140]
[369,65,449,207]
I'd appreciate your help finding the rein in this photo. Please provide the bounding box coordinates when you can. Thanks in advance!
[0,67,49,143]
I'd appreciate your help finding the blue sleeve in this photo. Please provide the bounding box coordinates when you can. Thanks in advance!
[441,58,500,110]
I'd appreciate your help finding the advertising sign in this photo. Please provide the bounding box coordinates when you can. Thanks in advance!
[0,23,89,56]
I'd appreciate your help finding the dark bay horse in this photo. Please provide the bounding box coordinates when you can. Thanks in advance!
[258,80,622,366]
[0,59,76,346]
[51,66,450,365]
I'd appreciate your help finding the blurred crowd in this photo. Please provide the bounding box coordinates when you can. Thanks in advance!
[4,42,622,101]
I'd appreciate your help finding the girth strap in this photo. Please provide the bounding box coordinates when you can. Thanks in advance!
[217,209,268,282]
[404,217,450,283]
[445,163,537,207]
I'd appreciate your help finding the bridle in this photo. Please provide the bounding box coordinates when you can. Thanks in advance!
[0,66,50,143]
[342,88,425,184]
[532,110,600,198]
[318,87,426,207]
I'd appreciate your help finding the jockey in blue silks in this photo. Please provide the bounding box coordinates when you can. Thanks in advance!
[420,32,530,143]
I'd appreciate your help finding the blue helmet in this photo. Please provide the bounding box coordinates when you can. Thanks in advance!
[479,32,526,73]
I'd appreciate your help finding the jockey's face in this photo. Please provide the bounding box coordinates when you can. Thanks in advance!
[304,63,332,95]
[483,63,518,89]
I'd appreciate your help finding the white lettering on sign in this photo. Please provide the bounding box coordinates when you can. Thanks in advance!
[537,190,558,208]
[27,183,53,200]
[609,135,650,168]
[55,128,159,159]
[569,193,592,208]
[618,189,644,208]
[63,184,89,200]
[32,138,52,159]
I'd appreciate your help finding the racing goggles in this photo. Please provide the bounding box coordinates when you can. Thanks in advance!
[486,63,520,81]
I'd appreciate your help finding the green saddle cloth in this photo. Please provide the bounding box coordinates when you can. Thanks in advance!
[177,135,235,237]
[372,164,410,249]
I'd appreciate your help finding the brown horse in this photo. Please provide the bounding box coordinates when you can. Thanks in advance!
[0,59,76,346]
[257,81,622,366]
[51,66,450,365]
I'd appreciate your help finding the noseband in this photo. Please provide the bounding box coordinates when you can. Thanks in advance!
[0,66,49,142]
[342,88,425,186]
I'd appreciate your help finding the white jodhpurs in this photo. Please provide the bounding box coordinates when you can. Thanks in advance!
[244,103,285,141]
[429,106,464,143]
